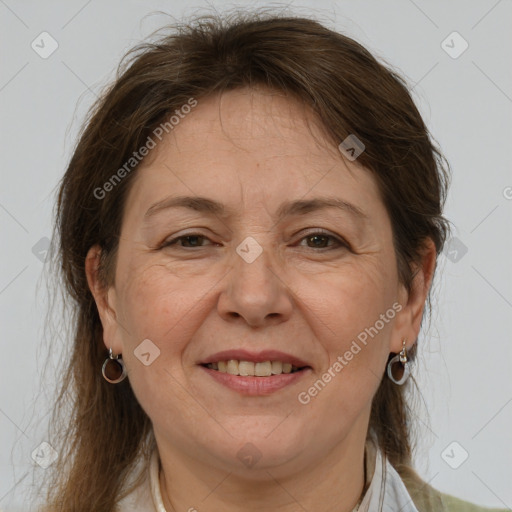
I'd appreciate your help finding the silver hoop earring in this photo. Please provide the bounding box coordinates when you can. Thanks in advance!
[387,339,410,385]
[102,348,127,384]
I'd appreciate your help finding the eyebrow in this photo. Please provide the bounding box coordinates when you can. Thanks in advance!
[143,195,368,223]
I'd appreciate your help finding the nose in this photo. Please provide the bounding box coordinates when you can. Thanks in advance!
[217,242,294,328]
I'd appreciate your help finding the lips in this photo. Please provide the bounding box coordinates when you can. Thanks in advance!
[198,349,312,369]
[199,364,312,395]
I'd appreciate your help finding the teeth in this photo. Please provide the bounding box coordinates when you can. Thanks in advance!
[226,360,239,375]
[255,361,272,376]
[205,360,301,376]
[239,361,255,376]
[271,361,282,374]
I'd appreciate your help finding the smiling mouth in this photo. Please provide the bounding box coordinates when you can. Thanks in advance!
[201,360,308,376]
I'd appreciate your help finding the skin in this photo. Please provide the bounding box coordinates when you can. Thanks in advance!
[86,87,436,512]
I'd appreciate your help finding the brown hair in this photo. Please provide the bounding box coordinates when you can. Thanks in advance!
[37,10,450,511]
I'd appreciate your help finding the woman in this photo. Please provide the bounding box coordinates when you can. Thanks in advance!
[39,11,506,512]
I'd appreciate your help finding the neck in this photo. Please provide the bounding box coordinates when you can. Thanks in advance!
[157,418,371,512]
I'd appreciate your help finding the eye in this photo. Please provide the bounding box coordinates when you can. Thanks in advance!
[297,230,348,250]
[160,233,213,249]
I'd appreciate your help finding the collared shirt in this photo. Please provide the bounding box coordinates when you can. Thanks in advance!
[357,441,419,512]
[115,439,421,512]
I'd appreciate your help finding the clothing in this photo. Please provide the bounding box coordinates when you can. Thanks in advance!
[115,439,506,512]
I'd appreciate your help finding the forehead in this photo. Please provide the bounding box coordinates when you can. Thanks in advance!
[168,87,341,162]
[124,87,382,222]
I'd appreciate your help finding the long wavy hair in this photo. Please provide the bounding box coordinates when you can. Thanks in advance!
[35,9,451,511]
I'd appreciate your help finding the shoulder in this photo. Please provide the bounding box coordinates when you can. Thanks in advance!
[437,489,509,512]
[396,463,507,512]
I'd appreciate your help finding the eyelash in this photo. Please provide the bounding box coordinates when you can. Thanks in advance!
[160,230,348,251]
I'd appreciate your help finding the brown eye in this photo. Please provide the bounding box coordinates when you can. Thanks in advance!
[161,234,211,248]
[298,231,348,250]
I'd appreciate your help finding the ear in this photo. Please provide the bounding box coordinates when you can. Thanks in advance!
[390,237,437,353]
[85,244,123,354]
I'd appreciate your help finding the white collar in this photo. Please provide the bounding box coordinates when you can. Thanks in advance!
[149,448,166,511]
[145,444,419,512]
[357,445,420,512]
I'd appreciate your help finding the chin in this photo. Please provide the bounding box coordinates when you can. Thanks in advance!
[216,424,305,465]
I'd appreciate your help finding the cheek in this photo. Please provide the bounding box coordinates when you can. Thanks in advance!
[113,265,208,414]
[297,277,391,430]
[115,260,219,358]
[120,276,177,340]
[303,256,397,389]
[320,259,396,338]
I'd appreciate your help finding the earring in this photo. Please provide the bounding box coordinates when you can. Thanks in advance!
[102,348,127,383]
[387,338,410,385]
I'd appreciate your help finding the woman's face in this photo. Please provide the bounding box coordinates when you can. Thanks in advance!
[88,87,429,477]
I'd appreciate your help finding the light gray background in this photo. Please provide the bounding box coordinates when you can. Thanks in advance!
[1,0,511,510]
